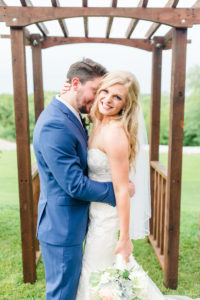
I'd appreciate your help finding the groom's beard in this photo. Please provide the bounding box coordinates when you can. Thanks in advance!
[76,95,91,114]
[78,105,88,114]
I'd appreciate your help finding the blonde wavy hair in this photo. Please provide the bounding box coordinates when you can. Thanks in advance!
[91,70,140,170]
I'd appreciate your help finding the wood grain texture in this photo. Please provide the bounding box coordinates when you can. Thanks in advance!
[145,0,179,39]
[41,36,153,51]
[164,27,187,289]
[149,39,162,161]
[126,0,148,39]
[1,7,200,27]
[31,34,44,122]
[10,27,36,284]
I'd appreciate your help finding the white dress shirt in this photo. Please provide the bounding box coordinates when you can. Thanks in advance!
[56,94,82,126]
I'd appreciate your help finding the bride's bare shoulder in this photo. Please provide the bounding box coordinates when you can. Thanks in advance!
[104,121,128,154]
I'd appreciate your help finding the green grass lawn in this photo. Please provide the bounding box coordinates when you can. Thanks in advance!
[0,151,200,299]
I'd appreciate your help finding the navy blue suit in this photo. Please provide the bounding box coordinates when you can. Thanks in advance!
[33,97,115,299]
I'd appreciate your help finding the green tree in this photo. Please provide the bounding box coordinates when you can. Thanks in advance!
[184,65,200,145]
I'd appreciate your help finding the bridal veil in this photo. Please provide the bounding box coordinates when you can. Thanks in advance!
[129,102,151,240]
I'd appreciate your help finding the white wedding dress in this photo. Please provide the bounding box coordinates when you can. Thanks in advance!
[76,149,197,300]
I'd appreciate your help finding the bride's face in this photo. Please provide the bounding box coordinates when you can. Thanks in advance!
[97,83,127,117]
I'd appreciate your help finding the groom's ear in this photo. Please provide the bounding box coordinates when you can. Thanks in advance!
[71,77,81,91]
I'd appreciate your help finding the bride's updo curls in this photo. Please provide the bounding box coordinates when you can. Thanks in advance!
[91,70,140,170]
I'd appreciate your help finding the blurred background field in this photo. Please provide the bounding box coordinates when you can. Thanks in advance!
[0,65,200,146]
[0,150,199,299]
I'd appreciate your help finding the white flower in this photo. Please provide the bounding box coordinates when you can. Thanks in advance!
[89,254,149,300]
[100,272,111,284]
[115,254,127,271]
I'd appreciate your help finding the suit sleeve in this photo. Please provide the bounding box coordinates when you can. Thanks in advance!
[39,120,116,207]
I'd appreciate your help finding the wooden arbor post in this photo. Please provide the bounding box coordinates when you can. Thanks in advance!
[10,27,36,283]
[149,37,162,234]
[31,34,44,122]
[31,33,44,257]
[164,28,187,289]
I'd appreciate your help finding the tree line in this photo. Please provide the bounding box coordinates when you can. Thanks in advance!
[0,66,199,146]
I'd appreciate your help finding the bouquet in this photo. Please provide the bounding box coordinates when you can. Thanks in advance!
[89,254,149,300]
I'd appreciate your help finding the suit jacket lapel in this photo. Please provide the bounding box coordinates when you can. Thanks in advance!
[52,97,88,142]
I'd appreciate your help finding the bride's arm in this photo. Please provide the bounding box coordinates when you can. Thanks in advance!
[104,124,133,262]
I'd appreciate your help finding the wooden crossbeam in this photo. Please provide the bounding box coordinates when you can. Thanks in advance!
[126,0,148,39]
[163,0,199,45]
[1,7,200,28]
[20,0,49,36]
[51,0,68,37]
[0,0,32,42]
[106,0,117,39]
[40,36,153,51]
[145,0,179,39]
[83,0,88,38]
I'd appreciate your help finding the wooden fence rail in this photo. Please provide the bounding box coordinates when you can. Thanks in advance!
[149,160,167,271]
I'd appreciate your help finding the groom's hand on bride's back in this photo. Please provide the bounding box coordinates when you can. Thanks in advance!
[128,180,135,198]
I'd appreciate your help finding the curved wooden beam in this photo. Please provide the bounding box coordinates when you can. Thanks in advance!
[40,36,153,51]
[1,7,200,28]
[145,0,179,39]
[20,0,49,36]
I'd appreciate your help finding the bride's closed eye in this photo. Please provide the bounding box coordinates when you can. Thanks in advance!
[101,89,108,94]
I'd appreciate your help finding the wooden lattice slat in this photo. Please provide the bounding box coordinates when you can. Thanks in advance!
[83,0,88,38]
[106,0,117,39]
[51,0,68,37]
[126,0,148,39]
[20,0,49,36]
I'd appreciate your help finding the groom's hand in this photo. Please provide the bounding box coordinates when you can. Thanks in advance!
[60,78,72,96]
[128,180,135,198]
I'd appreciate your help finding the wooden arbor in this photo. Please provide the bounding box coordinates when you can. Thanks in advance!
[1,0,200,290]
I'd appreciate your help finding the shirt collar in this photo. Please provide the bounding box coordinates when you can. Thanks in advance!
[56,94,82,124]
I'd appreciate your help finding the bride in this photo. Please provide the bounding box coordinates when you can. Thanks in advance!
[75,70,153,299]
[75,70,196,300]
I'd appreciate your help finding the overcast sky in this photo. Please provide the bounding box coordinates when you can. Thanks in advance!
[0,0,200,95]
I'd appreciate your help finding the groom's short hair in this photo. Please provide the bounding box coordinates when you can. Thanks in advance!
[67,58,107,83]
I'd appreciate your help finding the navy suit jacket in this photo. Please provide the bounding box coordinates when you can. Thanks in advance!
[33,97,115,246]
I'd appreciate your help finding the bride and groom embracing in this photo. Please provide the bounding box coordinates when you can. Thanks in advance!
[33,58,152,300]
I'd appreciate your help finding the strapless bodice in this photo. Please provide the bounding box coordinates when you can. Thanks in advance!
[87,148,112,182]
[87,148,119,223]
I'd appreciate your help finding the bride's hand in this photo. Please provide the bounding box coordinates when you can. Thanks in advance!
[114,238,133,262]
[60,78,71,96]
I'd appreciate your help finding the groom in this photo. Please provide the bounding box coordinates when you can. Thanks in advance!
[33,58,117,300]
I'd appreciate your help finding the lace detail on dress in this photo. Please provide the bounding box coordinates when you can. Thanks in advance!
[76,149,177,300]
[87,149,112,182]
[76,149,119,300]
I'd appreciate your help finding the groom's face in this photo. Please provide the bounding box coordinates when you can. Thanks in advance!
[76,77,102,114]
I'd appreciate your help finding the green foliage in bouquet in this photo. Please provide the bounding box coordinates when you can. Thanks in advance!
[89,256,148,300]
